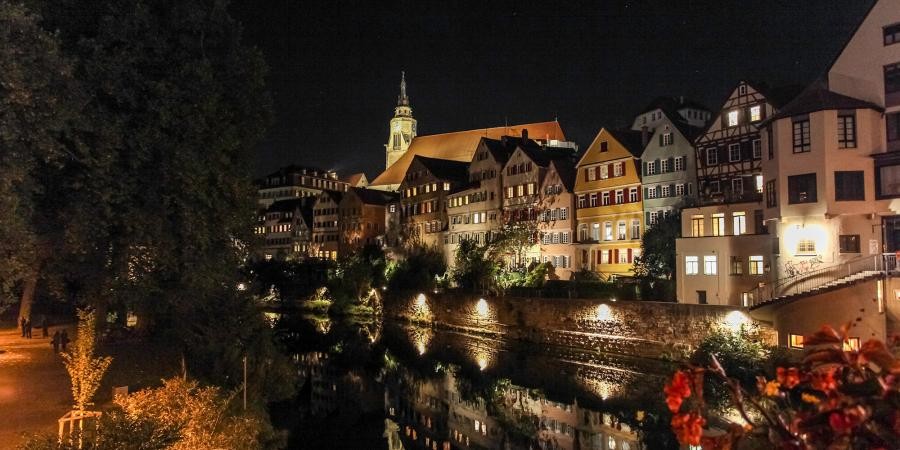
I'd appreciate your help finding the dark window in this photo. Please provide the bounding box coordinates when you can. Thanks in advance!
[878,163,900,198]
[697,290,707,305]
[766,180,777,207]
[788,173,817,204]
[767,126,774,160]
[889,112,900,143]
[887,62,900,94]
[837,111,856,148]
[600,141,609,152]
[835,171,865,201]
[792,117,811,153]
[886,23,900,45]
[839,235,860,253]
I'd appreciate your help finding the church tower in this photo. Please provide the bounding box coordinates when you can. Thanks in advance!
[385,71,417,170]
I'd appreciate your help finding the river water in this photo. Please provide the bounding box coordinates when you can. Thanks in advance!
[271,314,679,449]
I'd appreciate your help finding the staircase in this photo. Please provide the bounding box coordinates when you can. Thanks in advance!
[746,255,894,309]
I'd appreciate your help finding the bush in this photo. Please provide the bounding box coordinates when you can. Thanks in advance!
[386,244,446,292]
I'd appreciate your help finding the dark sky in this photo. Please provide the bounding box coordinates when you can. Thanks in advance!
[230,0,875,180]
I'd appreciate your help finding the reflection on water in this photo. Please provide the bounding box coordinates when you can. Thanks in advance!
[276,314,676,449]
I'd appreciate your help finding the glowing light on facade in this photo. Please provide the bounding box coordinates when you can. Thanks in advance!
[595,304,613,321]
[416,293,427,308]
[476,298,489,316]
[723,310,750,331]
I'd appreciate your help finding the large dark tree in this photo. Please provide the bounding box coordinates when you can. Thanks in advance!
[27,0,272,329]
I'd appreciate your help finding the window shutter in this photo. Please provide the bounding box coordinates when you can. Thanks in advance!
[637,188,641,201]
[668,157,675,170]
[645,211,650,225]
[614,249,619,264]
[643,162,648,175]
[627,248,633,263]
[622,163,626,177]
[658,134,663,146]
[670,184,675,197]
[584,169,589,182]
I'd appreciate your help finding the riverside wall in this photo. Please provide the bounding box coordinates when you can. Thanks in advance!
[383,292,773,359]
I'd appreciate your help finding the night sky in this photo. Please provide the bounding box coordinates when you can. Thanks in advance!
[230,0,875,180]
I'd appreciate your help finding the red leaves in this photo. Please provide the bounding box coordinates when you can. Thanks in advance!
[776,367,801,389]
[664,370,692,413]
[671,412,706,446]
[858,339,900,374]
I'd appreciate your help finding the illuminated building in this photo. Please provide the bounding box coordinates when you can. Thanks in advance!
[694,81,802,206]
[630,96,709,225]
[500,139,578,270]
[254,198,314,261]
[371,121,566,191]
[337,187,398,254]
[255,164,349,208]
[385,72,418,171]
[398,156,470,249]
[311,191,342,260]
[574,128,646,278]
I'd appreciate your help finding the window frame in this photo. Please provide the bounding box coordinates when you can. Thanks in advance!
[792,117,811,153]
[728,143,741,162]
[787,173,817,204]
[837,111,857,149]
[834,170,865,201]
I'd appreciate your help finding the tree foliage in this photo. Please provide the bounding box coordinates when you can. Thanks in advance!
[451,239,498,292]
[633,211,680,281]
[62,309,113,411]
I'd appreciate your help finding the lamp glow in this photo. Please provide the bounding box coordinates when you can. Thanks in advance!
[596,304,612,321]
[724,310,749,331]
[476,298,489,316]
[416,293,427,308]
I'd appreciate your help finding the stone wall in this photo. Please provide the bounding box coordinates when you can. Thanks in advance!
[384,292,772,358]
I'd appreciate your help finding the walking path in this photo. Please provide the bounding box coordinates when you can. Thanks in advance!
[0,325,73,448]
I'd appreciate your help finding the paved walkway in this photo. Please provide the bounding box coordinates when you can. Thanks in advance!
[0,325,73,448]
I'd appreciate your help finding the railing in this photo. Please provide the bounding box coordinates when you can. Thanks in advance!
[745,254,896,308]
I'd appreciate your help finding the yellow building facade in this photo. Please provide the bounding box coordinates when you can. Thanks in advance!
[574,128,647,278]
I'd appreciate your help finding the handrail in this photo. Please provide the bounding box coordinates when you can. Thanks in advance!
[744,254,893,308]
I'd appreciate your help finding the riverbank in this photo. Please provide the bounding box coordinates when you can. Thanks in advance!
[382,293,775,359]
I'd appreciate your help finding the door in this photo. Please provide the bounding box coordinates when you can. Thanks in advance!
[697,290,707,305]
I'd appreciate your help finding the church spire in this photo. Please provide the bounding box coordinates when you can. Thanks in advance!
[398,71,409,106]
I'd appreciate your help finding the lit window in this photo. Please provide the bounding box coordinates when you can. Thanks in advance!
[600,165,608,179]
[685,256,699,275]
[604,222,613,241]
[727,110,739,127]
[711,214,725,236]
[613,162,623,177]
[675,184,685,196]
[444,182,450,190]
[750,105,762,122]
[703,255,717,275]
[629,187,638,202]
[797,239,816,254]
[631,220,640,239]
[660,159,669,173]
[587,167,597,181]
[691,215,704,237]
[749,255,764,274]
[733,212,746,235]
[617,221,626,240]
[789,334,804,349]
[843,337,860,351]
[615,190,624,203]
[647,161,656,175]
[756,175,763,193]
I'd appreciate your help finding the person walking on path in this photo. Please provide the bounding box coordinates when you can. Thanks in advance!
[51,331,60,353]
[40,316,49,338]
[24,319,32,339]
[20,317,26,337]
[60,330,69,352]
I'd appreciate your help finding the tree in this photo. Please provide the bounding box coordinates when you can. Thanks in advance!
[62,309,113,412]
[27,0,272,329]
[451,239,499,292]
[633,211,680,300]
[0,1,90,320]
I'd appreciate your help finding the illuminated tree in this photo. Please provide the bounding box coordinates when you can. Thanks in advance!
[62,309,113,411]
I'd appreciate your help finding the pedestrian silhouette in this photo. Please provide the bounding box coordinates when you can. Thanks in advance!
[25,319,32,339]
[61,330,69,352]
[52,331,60,353]
[40,315,49,338]
[20,317,26,337]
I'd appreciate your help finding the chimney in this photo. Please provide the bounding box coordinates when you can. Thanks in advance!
[641,126,649,147]
[521,128,529,142]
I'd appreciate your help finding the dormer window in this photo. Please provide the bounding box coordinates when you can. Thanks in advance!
[750,105,762,122]
[600,141,609,152]
[727,110,739,127]
[738,84,747,95]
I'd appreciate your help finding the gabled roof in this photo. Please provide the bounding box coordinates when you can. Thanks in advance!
[517,145,577,167]
[318,190,343,204]
[764,87,882,123]
[341,172,368,187]
[606,129,646,158]
[747,82,806,109]
[548,158,577,192]
[640,96,710,115]
[370,121,566,187]
[480,136,524,164]
[413,155,470,183]
[349,187,399,206]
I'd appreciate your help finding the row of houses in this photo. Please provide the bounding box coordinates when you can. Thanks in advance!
[255,1,900,331]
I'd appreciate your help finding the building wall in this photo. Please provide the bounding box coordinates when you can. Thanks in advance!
[399,160,455,249]
[338,192,387,255]
[676,201,773,306]
[762,108,896,277]
[575,130,643,277]
[827,0,900,108]
[538,165,577,279]
[502,149,549,266]
[756,277,888,349]
[444,143,505,264]
[312,193,340,259]
[638,116,698,223]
